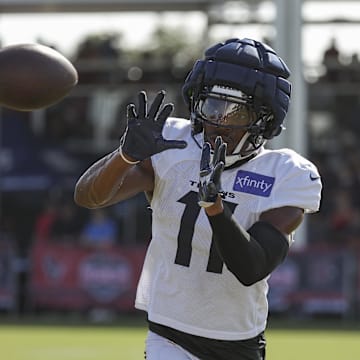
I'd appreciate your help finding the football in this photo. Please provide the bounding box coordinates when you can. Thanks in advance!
[0,43,78,111]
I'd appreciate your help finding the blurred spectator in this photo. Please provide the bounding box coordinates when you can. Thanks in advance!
[321,37,342,82]
[343,212,360,250]
[73,33,122,84]
[346,52,360,83]
[50,201,84,245]
[80,209,118,249]
[326,184,360,249]
[330,189,354,230]
[33,198,58,245]
[44,96,93,144]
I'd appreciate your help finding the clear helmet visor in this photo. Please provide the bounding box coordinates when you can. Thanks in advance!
[195,97,255,128]
[190,86,272,167]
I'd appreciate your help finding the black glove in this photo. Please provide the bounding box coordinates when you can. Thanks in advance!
[120,90,187,161]
[198,136,226,208]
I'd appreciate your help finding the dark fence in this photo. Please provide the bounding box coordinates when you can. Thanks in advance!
[1,240,359,318]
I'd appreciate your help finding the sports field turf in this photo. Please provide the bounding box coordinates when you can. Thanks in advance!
[1,319,360,359]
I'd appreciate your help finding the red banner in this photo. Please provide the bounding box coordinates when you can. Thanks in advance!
[30,243,360,315]
[30,243,146,310]
[268,247,355,315]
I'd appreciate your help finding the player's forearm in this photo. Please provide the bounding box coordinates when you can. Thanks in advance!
[207,204,289,286]
[74,149,133,209]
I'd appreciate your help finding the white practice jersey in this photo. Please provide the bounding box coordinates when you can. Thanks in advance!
[135,117,322,341]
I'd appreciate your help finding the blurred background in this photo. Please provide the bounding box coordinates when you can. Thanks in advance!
[1,0,360,329]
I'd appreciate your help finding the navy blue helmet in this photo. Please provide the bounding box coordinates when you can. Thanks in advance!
[182,38,291,161]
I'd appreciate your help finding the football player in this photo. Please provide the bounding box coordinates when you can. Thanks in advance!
[74,38,322,360]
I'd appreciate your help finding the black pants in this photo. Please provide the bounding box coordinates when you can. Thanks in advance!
[148,321,266,360]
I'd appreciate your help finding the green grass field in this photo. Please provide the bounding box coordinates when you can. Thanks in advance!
[267,328,360,360]
[1,318,360,360]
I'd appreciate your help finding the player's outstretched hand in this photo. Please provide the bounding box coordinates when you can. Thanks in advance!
[120,90,187,162]
[198,136,226,208]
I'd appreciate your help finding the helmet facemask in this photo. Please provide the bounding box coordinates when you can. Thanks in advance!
[182,38,292,163]
[191,85,273,167]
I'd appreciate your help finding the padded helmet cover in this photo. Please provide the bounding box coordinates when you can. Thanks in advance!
[182,38,292,139]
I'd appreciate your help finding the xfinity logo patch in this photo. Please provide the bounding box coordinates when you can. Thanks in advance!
[233,170,275,197]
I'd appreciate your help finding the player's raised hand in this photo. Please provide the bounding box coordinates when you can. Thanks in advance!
[198,136,226,208]
[120,90,187,162]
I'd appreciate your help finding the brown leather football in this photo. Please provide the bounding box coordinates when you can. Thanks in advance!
[0,43,78,111]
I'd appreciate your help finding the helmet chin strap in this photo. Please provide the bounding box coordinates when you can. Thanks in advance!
[202,130,256,168]
[222,132,256,168]
[194,129,262,168]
